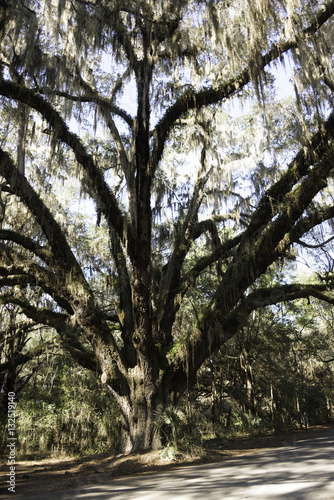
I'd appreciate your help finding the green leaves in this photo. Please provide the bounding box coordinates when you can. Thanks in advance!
[153,403,181,451]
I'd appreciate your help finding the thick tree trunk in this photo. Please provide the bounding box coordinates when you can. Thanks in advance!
[115,364,162,454]
[119,400,154,453]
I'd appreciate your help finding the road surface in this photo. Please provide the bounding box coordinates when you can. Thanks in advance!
[13,428,334,499]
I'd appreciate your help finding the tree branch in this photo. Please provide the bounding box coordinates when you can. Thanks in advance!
[0,243,74,313]
[0,228,53,265]
[164,114,334,394]
[243,283,334,312]
[211,137,334,320]
[0,341,58,373]
[0,150,130,383]
[150,1,334,174]
[109,228,136,366]
[60,341,98,372]
[284,206,334,251]
[42,88,134,128]
[109,67,131,102]
[0,291,101,370]
[156,153,214,342]
[0,293,70,325]
[0,81,134,253]
[297,234,334,249]
[161,113,334,354]
[164,280,334,397]
[107,11,140,75]
[192,212,248,240]
[0,149,90,294]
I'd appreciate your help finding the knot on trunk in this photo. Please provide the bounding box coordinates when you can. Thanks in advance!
[132,332,143,347]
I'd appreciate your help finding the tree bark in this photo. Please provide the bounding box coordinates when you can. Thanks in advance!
[115,368,161,453]
[240,348,256,417]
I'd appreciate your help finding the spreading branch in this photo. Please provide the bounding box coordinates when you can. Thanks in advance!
[0,81,134,254]
[42,87,134,128]
[150,1,334,174]
[0,341,58,373]
[0,149,89,291]
[163,115,334,393]
[0,149,130,384]
[0,229,53,265]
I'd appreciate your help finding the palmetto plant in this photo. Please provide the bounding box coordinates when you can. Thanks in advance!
[153,404,181,452]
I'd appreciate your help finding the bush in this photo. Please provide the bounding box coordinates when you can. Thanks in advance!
[12,358,121,459]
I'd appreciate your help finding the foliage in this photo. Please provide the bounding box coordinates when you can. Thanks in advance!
[2,355,122,458]
[153,404,181,452]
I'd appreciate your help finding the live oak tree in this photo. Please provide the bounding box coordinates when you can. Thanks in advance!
[0,0,334,452]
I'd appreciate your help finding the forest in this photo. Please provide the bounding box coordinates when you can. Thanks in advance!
[0,0,334,459]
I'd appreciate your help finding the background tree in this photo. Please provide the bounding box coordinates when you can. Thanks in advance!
[0,0,333,453]
[0,304,47,415]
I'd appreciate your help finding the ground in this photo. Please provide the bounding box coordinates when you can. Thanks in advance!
[1,425,333,498]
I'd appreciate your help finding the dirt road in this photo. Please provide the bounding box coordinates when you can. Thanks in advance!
[9,428,334,499]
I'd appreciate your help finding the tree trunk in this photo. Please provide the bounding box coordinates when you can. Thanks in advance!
[115,367,161,454]
[240,348,256,416]
[270,382,275,428]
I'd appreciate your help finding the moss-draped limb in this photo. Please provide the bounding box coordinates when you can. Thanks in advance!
[162,121,334,396]
[156,158,213,344]
[109,227,136,367]
[209,140,334,320]
[163,280,334,399]
[0,149,91,284]
[0,83,135,255]
[156,119,333,350]
[0,242,74,313]
[45,89,134,129]
[0,341,59,373]
[178,112,334,294]
[0,229,54,266]
[0,332,98,376]
[150,1,334,175]
[0,149,130,388]
[244,284,334,310]
[0,294,99,373]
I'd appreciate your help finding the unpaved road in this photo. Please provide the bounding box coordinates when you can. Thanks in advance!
[10,428,334,499]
